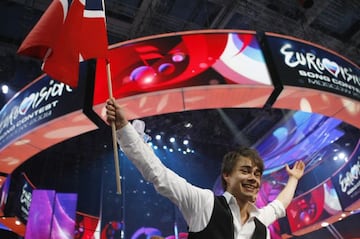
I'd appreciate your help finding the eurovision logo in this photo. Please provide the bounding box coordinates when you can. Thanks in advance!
[0,79,73,146]
[19,94,35,115]
[279,43,359,87]
[338,159,360,196]
[322,58,340,78]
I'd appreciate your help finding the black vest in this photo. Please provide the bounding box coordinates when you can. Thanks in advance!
[188,196,266,239]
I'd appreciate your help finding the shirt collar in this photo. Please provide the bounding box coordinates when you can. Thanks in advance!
[223,191,260,218]
[223,191,235,204]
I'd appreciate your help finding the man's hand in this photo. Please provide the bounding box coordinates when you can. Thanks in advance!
[106,98,128,130]
[276,160,306,208]
[285,160,305,180]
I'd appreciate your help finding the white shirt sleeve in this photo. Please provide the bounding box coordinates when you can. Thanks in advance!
[117,123,214,232]
[257,199,286,226]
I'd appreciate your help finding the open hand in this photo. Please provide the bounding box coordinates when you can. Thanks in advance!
[285,160,305,180]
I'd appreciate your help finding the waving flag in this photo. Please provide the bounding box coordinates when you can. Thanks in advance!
[17,0,108,87]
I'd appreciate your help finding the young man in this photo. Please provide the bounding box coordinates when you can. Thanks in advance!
[105,98,305,239]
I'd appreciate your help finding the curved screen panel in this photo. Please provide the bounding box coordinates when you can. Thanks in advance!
[286,179,342,235]
[93,30,274,120]
[264,33,360,101]
[264,32,360,129]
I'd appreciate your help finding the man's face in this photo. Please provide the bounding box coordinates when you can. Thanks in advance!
[223,157,262,202]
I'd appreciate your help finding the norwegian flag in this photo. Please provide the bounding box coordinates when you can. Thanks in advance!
[17,0,108,87]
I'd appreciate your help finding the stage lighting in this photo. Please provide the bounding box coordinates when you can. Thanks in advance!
[1,84,9,94]
[321,222,329,227]
[333,152,348,161]
[184,122,192,128]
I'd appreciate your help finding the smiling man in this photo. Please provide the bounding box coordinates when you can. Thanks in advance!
[105,98,305,239]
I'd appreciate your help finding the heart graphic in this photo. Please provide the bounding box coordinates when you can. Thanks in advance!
[322,58,340,78]
[19,93,35,115]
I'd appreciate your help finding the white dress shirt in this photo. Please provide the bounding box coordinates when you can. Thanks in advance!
[117,123,286,239]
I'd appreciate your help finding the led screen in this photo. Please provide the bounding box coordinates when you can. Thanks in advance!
[24,189,56,239]
[0,176,10,214]
[264,33,360,101]
[0,63,99,175]
[0,72,88,151]
[75,213,99,239]
[331,142,360,210]
[286,179,342,233]
[50,193,78,239]
[256,111,343,175]
[93,31,272,105]
[24,190,78,239]
[17,176,34,223]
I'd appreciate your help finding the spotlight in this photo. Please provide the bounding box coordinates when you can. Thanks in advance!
[1,84,9,94]
[183,139,189,145]
[320,222,329,227]
[337,152,346,160]
[184,122,192,128]
[169,137,175,143]
[155,134,161,140]
[333,152,348,161]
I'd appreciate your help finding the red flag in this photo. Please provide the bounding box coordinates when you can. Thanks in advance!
[17,0,108,87]
[80,0,108,59]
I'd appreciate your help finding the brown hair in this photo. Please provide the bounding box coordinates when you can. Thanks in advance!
[221,146,264,190]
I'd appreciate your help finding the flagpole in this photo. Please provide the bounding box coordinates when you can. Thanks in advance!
[106,59,122,194]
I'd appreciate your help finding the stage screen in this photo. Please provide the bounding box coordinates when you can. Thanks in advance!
[14,175,34,224]
[74,213,100,239]
[0,176,11,214]
[24,189,56,239]
[93,30,273,105]
[331,141,360,210]
[50,193,78,239]
[286,179,342,233]
[264,33,360,101]
[0,73,88,151]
